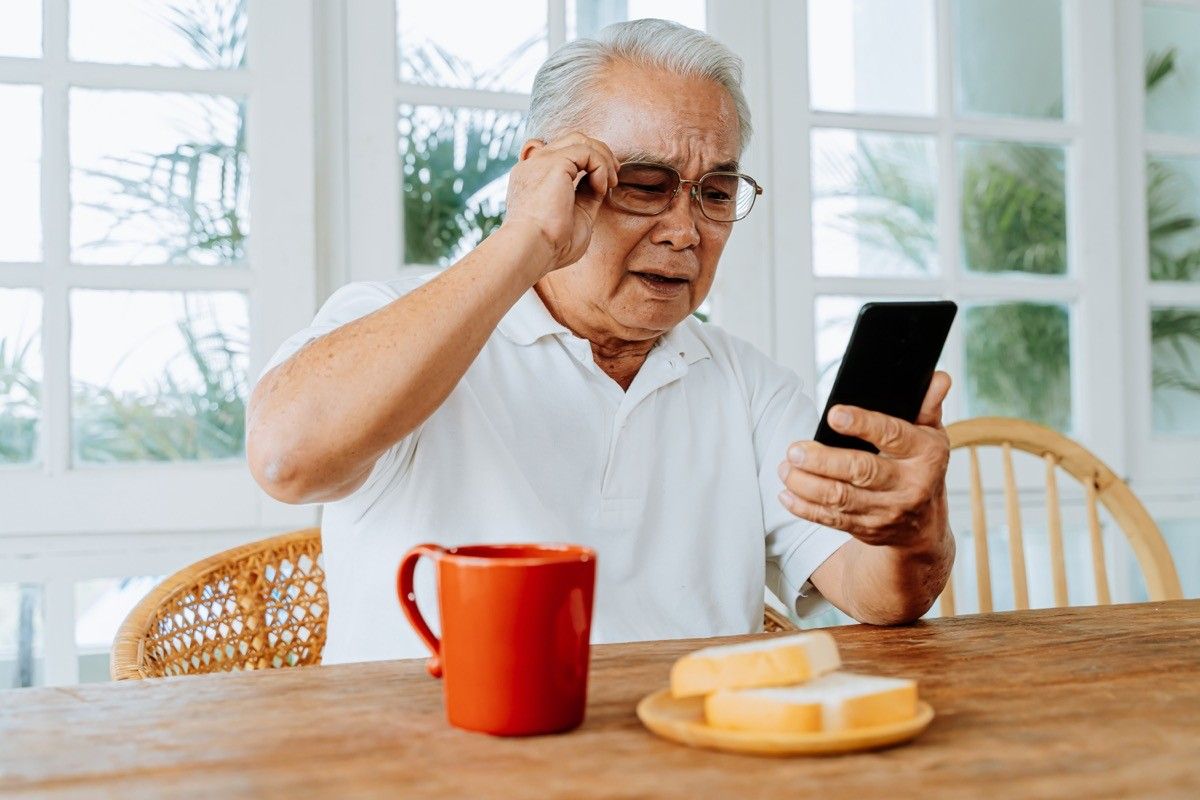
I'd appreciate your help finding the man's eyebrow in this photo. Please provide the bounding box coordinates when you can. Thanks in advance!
[617,151,741,174]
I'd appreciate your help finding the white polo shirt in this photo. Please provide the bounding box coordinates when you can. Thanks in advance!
[262,275,850,664]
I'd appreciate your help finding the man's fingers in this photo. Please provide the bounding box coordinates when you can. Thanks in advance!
[783,442,899,489]
[777,491,896,541]
[827,405,920,457]
[780,467,874,515]
[545,137,619,192]
[916,371,952,428]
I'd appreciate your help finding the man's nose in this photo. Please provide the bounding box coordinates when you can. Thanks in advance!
[653,184,702,249]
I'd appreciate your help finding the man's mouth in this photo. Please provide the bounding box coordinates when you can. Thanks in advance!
[631,271,690,285]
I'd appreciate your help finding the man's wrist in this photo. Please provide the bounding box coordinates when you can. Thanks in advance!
[491,220,559,281]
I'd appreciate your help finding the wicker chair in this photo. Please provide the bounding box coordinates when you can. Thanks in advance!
[113,529,797,680]
[939,417,1182,615]
[111,528,327,680]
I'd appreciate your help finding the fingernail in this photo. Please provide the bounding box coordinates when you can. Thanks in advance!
[777,462,789,482]
[829,408,852,428]
[778,490,794,509]
[787,445,805,466]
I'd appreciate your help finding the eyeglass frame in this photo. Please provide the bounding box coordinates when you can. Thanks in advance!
[605,161,765,223]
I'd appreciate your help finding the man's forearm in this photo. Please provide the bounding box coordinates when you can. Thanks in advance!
[813,517,956,626]
[247,224,553,504]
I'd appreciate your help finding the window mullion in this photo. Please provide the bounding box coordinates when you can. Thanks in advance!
[767,0,815,381]
[40,577,79,686]
[394,83,530,112]
[548,0,566,50]
[934,0,964,420]
[1116,0,1157,481]
[1069,0,1126,469]
[42,0,71,477]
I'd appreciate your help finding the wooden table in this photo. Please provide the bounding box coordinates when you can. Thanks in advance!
[2,601,1197,799]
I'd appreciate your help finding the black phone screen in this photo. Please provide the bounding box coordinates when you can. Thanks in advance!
[813,301,958,453]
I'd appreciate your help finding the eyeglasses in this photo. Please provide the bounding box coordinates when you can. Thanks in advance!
[607,161,764,223]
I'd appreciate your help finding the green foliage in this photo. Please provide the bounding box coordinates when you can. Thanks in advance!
[0,334,40,462]
[823,137,937,274]
[398,39,538,264]
[1151,308,1200,405]
[964,304,1071,431]
[400,105,524,264]
[72,315,248,462]
[160,0,247,70]
[960,142,1066,275]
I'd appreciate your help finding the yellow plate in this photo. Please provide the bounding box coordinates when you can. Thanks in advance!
[636,689,934,757]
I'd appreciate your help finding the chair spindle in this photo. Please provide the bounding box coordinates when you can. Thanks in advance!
[968,446,993,612]
[1044,454,1069,607]
[1085,478,1111,605]
[1002,443,1029,610]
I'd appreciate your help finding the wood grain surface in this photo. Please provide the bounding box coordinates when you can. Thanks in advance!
[2,601,1197,799]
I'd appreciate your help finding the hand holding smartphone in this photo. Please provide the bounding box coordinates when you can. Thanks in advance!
[813,301,958,453]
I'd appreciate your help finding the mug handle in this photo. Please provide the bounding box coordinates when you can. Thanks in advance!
[397,543,446,678]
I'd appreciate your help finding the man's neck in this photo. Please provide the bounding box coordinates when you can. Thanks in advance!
[535,283,660,391]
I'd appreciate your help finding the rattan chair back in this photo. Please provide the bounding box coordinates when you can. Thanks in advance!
[113,529,797,679]
[939,417,1182,616]
[111,528,326,680]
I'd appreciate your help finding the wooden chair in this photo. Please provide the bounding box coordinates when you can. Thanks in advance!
[939,417,1182,616]
[113,529,796,679]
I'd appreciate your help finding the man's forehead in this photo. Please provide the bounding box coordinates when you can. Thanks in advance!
[615,149,740,174]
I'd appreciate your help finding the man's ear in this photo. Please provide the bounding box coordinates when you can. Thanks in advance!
[519,138,546,161]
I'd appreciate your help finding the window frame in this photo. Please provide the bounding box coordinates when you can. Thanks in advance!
[1116,0,1200,490]
[0,0,319,684]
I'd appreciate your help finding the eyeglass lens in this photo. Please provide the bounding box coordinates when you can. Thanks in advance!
[610,163,758,222]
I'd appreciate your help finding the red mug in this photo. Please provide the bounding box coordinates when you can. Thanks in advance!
[397,543,597,736]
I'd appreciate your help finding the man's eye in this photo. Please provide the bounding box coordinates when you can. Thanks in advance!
[703,190,732,202]
[627,182,670,193]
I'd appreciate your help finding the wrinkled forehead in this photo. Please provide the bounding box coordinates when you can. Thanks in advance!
[582,64,742,176]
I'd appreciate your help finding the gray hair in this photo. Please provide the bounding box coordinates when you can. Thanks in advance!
[527,18,752,152]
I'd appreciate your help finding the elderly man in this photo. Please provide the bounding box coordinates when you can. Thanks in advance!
[248,19,954,664]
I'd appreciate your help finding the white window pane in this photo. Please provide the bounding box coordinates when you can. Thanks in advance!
[396,0,546,92]
[1151,308,1200,436]
[811,129,937,277]
[399,104,524,266]
[76,576,162,683]
[959,139,1067,276]
[69,0,246,69]
[1144,3,1200,137]
[568,0,707,40]
[0,0,41,58]
[0,288,42,465]
[70,290,248,463]
[0,583,43,688]
[814,296,873,408]
[808,0,936,116]
[1157,519,1200,599]
[964,302,1072,432]
[70,90,248,266]
[953,0,1064,120]
[1147,155,1200,283]
[0,85,42,263]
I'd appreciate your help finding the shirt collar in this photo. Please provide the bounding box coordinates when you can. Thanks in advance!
[497,288,570,345]
[497,288,713,366]
[655,318,712,367]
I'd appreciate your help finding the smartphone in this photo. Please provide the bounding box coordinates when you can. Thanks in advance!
[813,300,958,453]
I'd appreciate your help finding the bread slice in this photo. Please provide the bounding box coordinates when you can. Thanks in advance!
[669,632,840,698]
[704,672,918,733]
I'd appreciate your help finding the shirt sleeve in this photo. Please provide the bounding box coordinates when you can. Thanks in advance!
[259,281,408,378]
[744,347,851,619]
[255,278,427,495]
